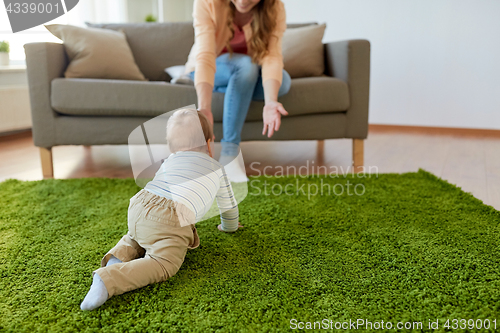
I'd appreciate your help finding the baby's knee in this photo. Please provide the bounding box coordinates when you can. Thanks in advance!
[150,254,183,281]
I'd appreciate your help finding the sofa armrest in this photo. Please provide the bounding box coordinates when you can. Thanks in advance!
[324,39,370,138]
[24,42,68,148]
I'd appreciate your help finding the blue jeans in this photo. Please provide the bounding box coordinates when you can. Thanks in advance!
[189,53,291,156]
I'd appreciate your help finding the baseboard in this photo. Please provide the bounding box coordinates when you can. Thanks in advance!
[2,126,499,142]
[369,124,500,138]
[0,128,32,141]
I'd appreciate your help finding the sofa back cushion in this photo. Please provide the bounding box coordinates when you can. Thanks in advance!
[87,22,195,81]
[282,23,326,78]
[46,24,147,81]
[86,22,318,82]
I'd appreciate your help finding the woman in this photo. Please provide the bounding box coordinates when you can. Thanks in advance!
[184,0,291,180]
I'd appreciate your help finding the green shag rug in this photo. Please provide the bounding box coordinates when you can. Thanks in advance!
[0,170,499,332]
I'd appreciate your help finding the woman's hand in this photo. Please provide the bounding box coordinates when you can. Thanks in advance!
[198,107,214,126]
[195,82,214,126]
[262,101,288,138]
[199,108,216,141]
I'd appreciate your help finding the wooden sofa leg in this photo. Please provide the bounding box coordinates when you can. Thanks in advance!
[316,140,325,165]
[40,147,54,179]
[352,139,364,173]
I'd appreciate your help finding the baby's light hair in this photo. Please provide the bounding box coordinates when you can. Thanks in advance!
[166,108,213,153]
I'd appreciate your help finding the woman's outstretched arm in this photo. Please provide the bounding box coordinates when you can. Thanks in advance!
[261,1,288,138]
[193,0,216,124]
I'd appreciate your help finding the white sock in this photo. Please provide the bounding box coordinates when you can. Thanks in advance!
[106,255,122,267]
[219,154,249,183]
[80,273,109,311]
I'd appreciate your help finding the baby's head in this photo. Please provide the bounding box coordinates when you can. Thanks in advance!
[166,108,214,156]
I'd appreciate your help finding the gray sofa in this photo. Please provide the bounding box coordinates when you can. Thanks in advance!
[24,22,370,178]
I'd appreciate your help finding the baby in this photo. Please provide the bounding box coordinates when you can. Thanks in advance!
[81,108,241,311]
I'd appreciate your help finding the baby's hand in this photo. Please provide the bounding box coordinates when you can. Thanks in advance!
[217,223,243,233]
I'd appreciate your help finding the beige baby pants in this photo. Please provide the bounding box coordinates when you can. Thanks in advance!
[94,189,200,298]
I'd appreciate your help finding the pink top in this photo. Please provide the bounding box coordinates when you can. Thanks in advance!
[221,24,248,55]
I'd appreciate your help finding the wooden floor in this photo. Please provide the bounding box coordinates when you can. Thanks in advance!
[1,128,499,210]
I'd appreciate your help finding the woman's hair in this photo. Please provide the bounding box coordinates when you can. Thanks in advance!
[225,0,278,63]
[166,108,213,153]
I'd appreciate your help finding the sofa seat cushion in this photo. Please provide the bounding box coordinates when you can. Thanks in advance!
[51,76,349,121]
[246,77,349,121]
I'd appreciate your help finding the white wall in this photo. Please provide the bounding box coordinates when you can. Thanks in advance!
[162,0,194,22]
[0,86,31,133]
[283,0,500,129]
[126,0,193,23]
[127,0,158,23]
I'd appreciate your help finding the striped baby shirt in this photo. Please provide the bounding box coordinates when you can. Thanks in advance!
[144,150,239,232]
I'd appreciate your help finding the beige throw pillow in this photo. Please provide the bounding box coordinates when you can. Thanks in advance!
[282,23,326,78]
[45,24,146,81]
